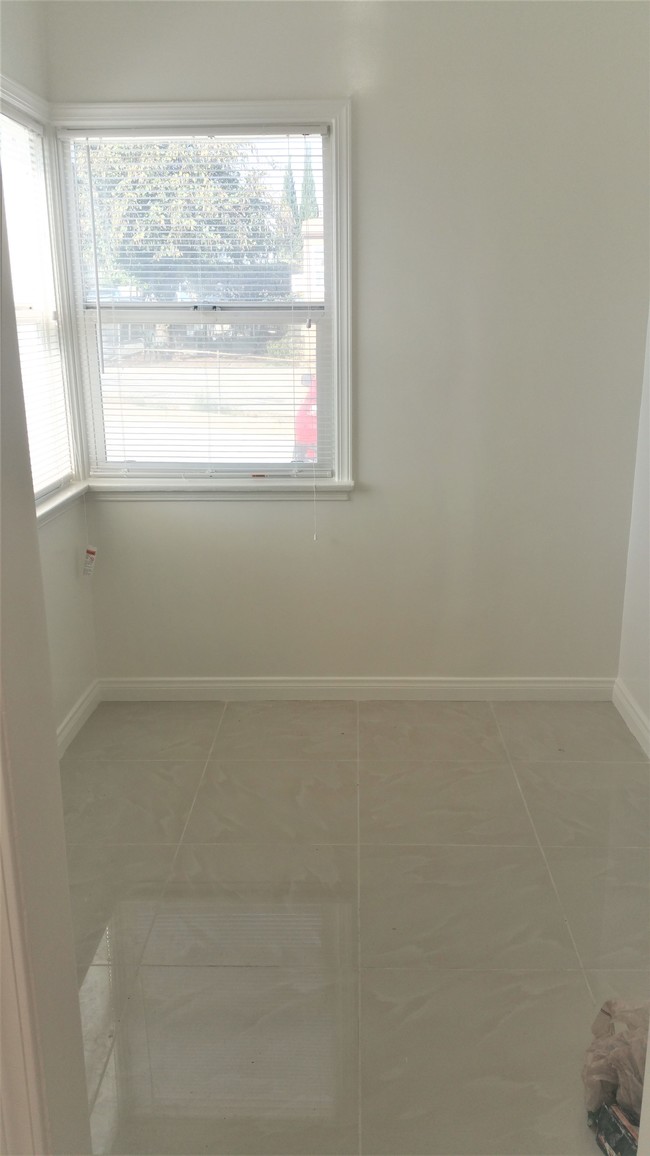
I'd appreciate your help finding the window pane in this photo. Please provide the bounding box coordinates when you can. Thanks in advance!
[1,115,73,496]
[71,135,324,306]
[65,122,340,481]
[97,320,328,468]
[16,311,71,491]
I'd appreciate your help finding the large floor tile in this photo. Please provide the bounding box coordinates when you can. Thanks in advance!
[61,697,650,1156]
[360,760,533,845]
[212,701,358,759]
[545,846,650,968]
[183,759,358,844]
[142,844,357,968]
[105,966,359,1155]
[360,968,595,1155]
[358,701,506,761]
[67,843,175,980]
[492,702,649,762]
[61,758,204,844]
[361,845,577,968]
[65,701,225,760]
[516,761,650,847]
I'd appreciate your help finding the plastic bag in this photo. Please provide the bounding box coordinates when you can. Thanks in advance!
[583,999,649,1118]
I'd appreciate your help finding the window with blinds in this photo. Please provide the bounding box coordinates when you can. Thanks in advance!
[64,129,338,481]
[1,115,74,498]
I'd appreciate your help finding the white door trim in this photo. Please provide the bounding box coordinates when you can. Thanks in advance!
[1,181,91,1155]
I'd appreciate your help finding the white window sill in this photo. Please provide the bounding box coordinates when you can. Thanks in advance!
[36,480,90,525]
[87,479,354,502]
[34,479,353,518]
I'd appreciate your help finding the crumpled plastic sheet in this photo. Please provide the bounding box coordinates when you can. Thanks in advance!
[583,999,649,1118]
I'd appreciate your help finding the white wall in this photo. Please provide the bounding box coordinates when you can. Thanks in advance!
[38,502,98,728]
[616,312,650,750]
[38,3,650,683]
[0,0,48,97]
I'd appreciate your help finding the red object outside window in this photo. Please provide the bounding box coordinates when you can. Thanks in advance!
[293,374,317,462]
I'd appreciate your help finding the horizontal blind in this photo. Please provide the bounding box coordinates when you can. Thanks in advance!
[66,132,333,475]
[1,115,73,497]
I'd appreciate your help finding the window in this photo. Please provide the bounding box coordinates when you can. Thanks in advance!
[1,113,74,498]
[58,104,350,494]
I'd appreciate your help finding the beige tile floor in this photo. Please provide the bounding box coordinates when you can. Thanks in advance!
[61,699,650,1156]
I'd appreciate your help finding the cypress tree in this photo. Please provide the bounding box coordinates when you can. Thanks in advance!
[300,143,319,220]
[281,162,302,262]
[282,162,299,226]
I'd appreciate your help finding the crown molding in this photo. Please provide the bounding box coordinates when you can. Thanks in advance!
[50,98,348,130]
[0,75,50,127]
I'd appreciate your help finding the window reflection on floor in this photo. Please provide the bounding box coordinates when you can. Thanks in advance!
[80,892,356,1155]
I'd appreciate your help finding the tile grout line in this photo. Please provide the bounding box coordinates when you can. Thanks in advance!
[143,702,227,952]
[142,961,156,1120]
[170,701,229,871]
[61,756,650,765]
[79,961,645,972]
[86,702,229,1120]
[85,962,116,1118]
[69,839,604,848]
[356,700,362,1156]
[65,756,364,763]
[488,702,597,1005]
[76,961,628,971]
[63,842,650,849]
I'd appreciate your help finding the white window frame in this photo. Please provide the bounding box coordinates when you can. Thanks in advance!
[0,81,86,513]
[52,99,352,502]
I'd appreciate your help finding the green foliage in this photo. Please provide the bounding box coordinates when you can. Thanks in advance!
[282,163,299,226]
[75,139,283,301]
[266,330,299,361]
[300,143,319,221]
[279,163,303,265]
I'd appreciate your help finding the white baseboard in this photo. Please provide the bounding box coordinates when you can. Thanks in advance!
[56,677,647,754]
[56,680,101,757]
[613,678,650,758]
[97,676,615,702]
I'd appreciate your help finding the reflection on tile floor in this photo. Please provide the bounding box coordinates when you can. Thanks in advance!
[61,700,650,1155]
